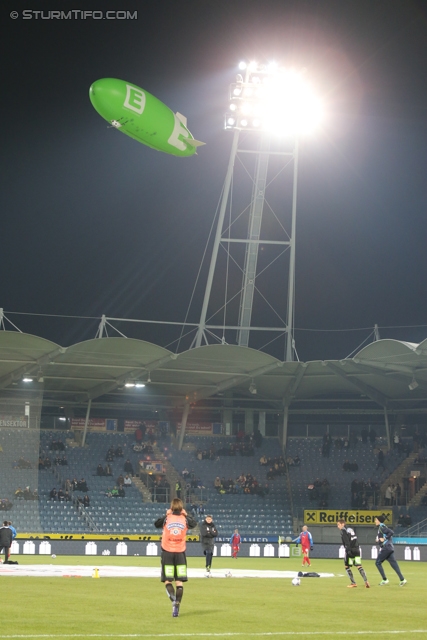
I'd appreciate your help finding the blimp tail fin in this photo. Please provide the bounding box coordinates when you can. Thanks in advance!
[185,138,206,148]
[176,112,205,149]
[176,112,188,127]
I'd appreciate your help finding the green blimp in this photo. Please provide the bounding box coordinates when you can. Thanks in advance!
[89,78,205,157]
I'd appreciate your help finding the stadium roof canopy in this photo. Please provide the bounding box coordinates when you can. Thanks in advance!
[1,333,427,430]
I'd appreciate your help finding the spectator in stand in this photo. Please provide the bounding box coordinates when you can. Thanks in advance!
[64,491,71,502]
[349,432,358,448]
[115,446,123,457]
[14,487,24,500]
[58,488,65,501]
[96,463,105,476]
[182,468,189,479]
[117,474,125,488]
[377,450,386,470]
[118,486,126,498]
[124,475,132,487]
[83,494,90,507]
[124,459,134,475]
[49,488,57,501]
[214,477,221,492]
[105,464,112,476]
[78,478,88,492]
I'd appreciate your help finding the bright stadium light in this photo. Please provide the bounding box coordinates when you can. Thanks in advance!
[225,61,323,135]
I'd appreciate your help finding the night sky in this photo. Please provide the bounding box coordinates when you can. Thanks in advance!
[2,0,427,361]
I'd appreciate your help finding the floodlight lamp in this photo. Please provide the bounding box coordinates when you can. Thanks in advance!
[233,87,242,96]
[59,417,66,422]
[125,382,135,388]
[135,383,145,388]
[238,61,247,70]
[249,61,257,71]
[229,103,237,111]
[241,102,252,115]
[22,377,33,383]
[408,378,419,391]
[240,119,248,127]
[227,117,236,126]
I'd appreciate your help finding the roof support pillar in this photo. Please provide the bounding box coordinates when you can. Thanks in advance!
[383,406,391,451]
[177,401,190,451]
[281,400,290,451]
[81,399,92,448]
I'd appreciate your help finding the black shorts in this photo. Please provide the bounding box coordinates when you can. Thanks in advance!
[160,549,188,582]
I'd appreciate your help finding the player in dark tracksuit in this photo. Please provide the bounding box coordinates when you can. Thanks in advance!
[374,515,406,586]
[0,521,12,564]
[337,519,370,588]
[200,515,218,574]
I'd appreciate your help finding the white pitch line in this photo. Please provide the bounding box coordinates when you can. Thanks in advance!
[0,631,426,638]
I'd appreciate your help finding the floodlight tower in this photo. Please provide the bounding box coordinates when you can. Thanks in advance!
[195,62,322,360]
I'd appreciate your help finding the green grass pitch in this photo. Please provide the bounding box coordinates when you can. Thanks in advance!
[1,556,426,638]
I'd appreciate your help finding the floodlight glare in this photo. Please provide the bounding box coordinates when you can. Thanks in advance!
[238,61,247,70]
[226,62,323,135]
[22,377,33,383]
[227,117,236,126]
[125,382,135,388]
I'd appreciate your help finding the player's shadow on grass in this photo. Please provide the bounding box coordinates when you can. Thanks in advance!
[185,609,223,617]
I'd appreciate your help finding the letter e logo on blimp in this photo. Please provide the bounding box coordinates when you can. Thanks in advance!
[124,85,146,114]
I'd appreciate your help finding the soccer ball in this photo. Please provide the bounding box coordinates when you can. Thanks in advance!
[51,554,56,559]
[292,577,301,586]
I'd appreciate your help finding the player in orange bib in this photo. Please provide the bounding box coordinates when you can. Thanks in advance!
[155,498,197,617]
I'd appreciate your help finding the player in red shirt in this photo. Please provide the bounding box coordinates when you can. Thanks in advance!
[230,529,241,558]
[292,525,313,566]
